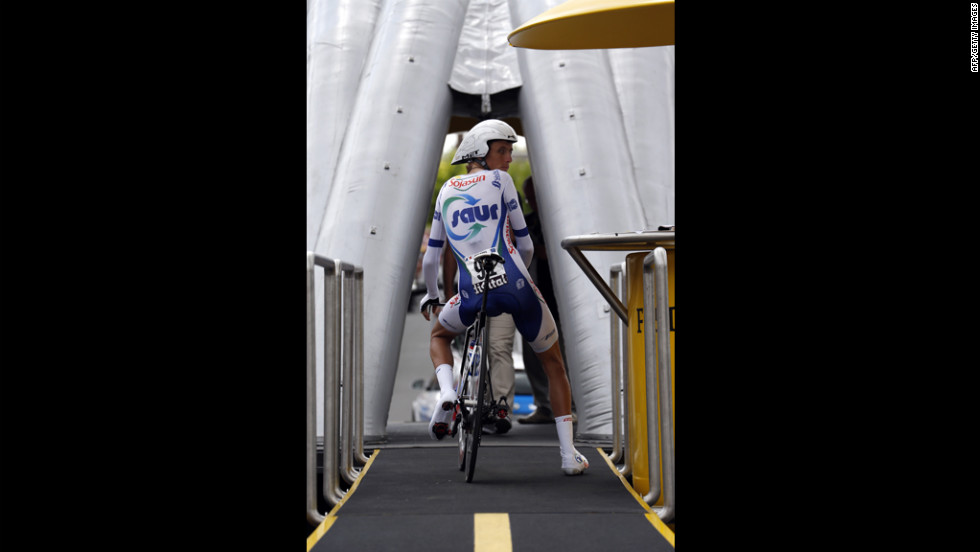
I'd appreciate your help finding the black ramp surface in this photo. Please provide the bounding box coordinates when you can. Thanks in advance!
[339,447,639,514]
[510,513,667,552]
[312,446,673,551]
[319,513,469,551]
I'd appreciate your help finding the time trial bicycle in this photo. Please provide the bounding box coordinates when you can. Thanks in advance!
[422,251,509,482]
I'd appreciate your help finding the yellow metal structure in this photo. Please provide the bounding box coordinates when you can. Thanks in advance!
[508,0,674,50]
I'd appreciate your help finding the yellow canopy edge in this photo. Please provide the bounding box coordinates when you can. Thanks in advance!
[508,0,674,50]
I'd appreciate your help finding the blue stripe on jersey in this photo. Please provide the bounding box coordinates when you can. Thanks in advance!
[428,238,444,248]
[513,226,529,237]
[493,195,509,254]
[490,195,506,251]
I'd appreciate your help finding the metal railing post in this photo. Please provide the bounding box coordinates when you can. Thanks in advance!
[340,266,359,484]
[618,262,632,477]
[307,253,325,525]
[308,253,367,520]
[322,258,346,506]
[616,261,634,477]
[353,267,369,465]
[642,247,674,522]
[309,255,367,512]
[607,264,624,464]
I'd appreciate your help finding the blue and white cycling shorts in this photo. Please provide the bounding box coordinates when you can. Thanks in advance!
[438,253,559,354]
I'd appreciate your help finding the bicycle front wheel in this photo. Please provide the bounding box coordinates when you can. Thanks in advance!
[457,325,475,472]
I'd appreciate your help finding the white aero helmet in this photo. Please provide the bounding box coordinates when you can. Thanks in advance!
[451,119,518,166]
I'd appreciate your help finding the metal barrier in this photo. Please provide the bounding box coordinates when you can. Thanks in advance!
[306,252,367,525]
[608,263,627,468]
[642,248,674,520]
[561,231,674,522]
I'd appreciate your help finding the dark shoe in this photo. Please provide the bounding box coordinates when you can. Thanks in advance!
[517,409,555,424]
[484,398,511,434]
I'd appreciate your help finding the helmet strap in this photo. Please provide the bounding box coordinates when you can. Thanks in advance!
[466,158,491,173]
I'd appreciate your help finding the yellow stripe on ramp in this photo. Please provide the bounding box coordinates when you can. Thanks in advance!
[306,449,381,552]
[474,513,512,552]
[599,448,675,547]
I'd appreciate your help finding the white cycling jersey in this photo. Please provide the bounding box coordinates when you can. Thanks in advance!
[422,169,558,353]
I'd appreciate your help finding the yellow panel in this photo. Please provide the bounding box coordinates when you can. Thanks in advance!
[508,0,674,50]
[625,252,649,495]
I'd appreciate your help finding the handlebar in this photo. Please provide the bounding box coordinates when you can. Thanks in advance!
[420,297,446,316]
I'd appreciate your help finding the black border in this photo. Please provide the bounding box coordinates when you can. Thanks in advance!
[4,2,977,550]
[2,3,307,548]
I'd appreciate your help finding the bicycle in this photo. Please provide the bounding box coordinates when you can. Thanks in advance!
[422,251,509,483]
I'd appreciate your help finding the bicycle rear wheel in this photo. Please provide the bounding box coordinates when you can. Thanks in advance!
[464,314,490,483]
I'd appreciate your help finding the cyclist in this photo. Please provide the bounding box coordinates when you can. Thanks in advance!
[419,119,588,476]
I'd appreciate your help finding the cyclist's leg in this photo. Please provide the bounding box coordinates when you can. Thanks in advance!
[534,341,588,474]
[427,318,458,439]
[520,302,589,475]
[430,294,469,371]
[534,341,571,418]
[519,342,554,421]
[516,297,568,415]
[429,319,456,371]
[427,299,468,440]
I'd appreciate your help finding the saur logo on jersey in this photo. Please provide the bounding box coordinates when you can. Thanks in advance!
[442,193,500,241]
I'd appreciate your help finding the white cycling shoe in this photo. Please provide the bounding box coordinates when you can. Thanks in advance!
[561,449,590,475]
[427,389,458,440]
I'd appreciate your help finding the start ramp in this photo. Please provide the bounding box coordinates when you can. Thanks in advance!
[306,423,675,551]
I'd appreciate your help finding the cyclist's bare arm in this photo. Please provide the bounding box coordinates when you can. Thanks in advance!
[420,190,448,317]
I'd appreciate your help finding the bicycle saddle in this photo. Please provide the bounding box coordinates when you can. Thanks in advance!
[473,252,505,272]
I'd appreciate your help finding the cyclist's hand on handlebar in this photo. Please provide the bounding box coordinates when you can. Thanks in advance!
[420,295,444,321]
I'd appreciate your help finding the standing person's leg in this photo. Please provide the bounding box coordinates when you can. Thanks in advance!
[487,314,516,433]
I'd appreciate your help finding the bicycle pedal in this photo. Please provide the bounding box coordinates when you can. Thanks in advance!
[494,399,510,419]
